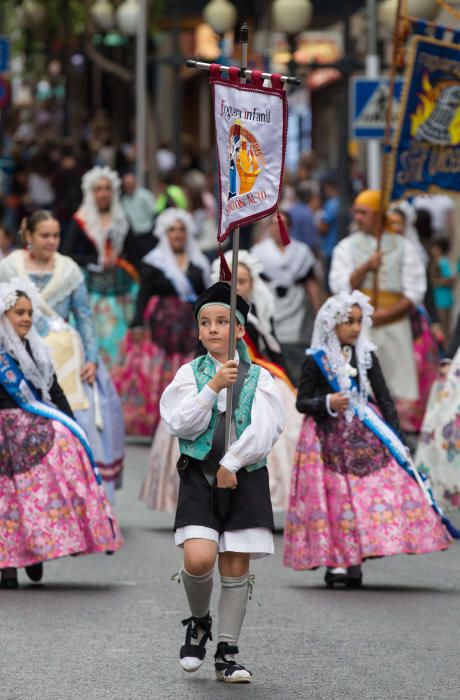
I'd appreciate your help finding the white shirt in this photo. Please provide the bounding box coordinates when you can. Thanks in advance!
[160,353,284,474]
[329,231,426,305]
[121,187,156,235]
[413,194,455,234]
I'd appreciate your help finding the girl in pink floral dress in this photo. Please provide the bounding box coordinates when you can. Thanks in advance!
[0,278,123,589]
[283,291,452,588]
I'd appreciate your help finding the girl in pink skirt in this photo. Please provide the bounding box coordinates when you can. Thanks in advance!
[0,278,123,588]
[283,291,452,588]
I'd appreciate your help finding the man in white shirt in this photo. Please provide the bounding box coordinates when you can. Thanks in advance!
[121,173,156,266]
[329,189,426,403]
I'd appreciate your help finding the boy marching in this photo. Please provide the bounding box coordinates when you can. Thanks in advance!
[160,281,284,683]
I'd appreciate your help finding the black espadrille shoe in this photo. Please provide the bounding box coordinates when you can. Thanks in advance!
[0,567,18,589]
[325,566,363,589]
[214,642,252,683]
[179,612,213,673]
[345,565,362,588]
[25,563,43,583]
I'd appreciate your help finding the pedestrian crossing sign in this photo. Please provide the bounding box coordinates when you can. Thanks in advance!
[351,77,404,140]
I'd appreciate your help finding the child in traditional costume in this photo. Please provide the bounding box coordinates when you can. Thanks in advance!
[284,291,452,588]
[0,279,122,589]
[141,251,299,512]
[160,282,284,683]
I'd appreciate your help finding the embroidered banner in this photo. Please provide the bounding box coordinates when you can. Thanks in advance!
[210,69,288,242]
[388,34,460,201]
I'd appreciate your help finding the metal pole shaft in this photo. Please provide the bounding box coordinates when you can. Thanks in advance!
[185,60,300,85]
[366,0,381,190]
[135,0,147,185]
[337,1,352,239]
[172,0,183,175]
[224,24,249,451]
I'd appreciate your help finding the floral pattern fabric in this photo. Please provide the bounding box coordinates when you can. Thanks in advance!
[396,308,440,433]
[112,296,196,437]
[415,356,460,510]
[0,412,55,474]
[0,409,123,568]
[84,266,138,369]
[283,415,451,570]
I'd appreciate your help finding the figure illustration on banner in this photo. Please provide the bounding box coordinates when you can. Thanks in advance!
[227,120,264,200]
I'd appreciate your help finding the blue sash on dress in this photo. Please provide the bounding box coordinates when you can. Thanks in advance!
[0,351,102,485]
[309,348,460,538]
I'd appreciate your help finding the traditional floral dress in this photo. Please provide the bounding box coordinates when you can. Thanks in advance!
[395,306,441,434]
[283,347,451,571]
[0,350,122,569]
[62,215,138,368]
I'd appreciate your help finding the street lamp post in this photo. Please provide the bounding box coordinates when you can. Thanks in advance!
[92,0,147,185]
[203,0,237,64]
[272,0,313,74]
[201,0,238,167]
[379,0,439,27]
[203,0,237,36]
[272,1,312,169]
[90,0,114,31]
[116,0,147,185]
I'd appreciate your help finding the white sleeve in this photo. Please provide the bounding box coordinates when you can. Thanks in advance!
[329,239,353,294]
[160,363,218,440]
[220,369,285,474]
[401,238,427,304]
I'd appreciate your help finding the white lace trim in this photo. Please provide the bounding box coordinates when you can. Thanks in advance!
[3,250,84,311]
[77,166,129,261]
[0,277,55,400]
[310,290,376,423]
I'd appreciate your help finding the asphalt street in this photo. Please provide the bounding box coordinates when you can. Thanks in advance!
[2,443,460,700]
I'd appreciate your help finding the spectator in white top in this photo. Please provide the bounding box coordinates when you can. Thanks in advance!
[413,194,455,237]
[121,172,157,267]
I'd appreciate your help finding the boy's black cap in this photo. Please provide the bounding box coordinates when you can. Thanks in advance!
[193,282,250,324]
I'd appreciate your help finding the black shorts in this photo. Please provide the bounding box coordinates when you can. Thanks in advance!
[174,458,274,534]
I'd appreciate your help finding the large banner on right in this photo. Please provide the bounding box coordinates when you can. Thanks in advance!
[387,33,460,201]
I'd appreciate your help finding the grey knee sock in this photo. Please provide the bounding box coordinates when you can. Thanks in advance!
[217,573,250,646]
[182,568,214,619]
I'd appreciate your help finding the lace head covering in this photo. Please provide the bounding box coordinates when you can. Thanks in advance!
[0,277,54,401]
[143,208,212,300]
[389,199,428,268]
[311,290,376,419]
[78,166,129,260]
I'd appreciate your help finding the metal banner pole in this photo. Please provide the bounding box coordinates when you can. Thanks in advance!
[373,0,405,308]
[224,23,248,451]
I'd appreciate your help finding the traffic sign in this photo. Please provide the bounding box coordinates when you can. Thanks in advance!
[0,36,10,73]
[351,77,404,141]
